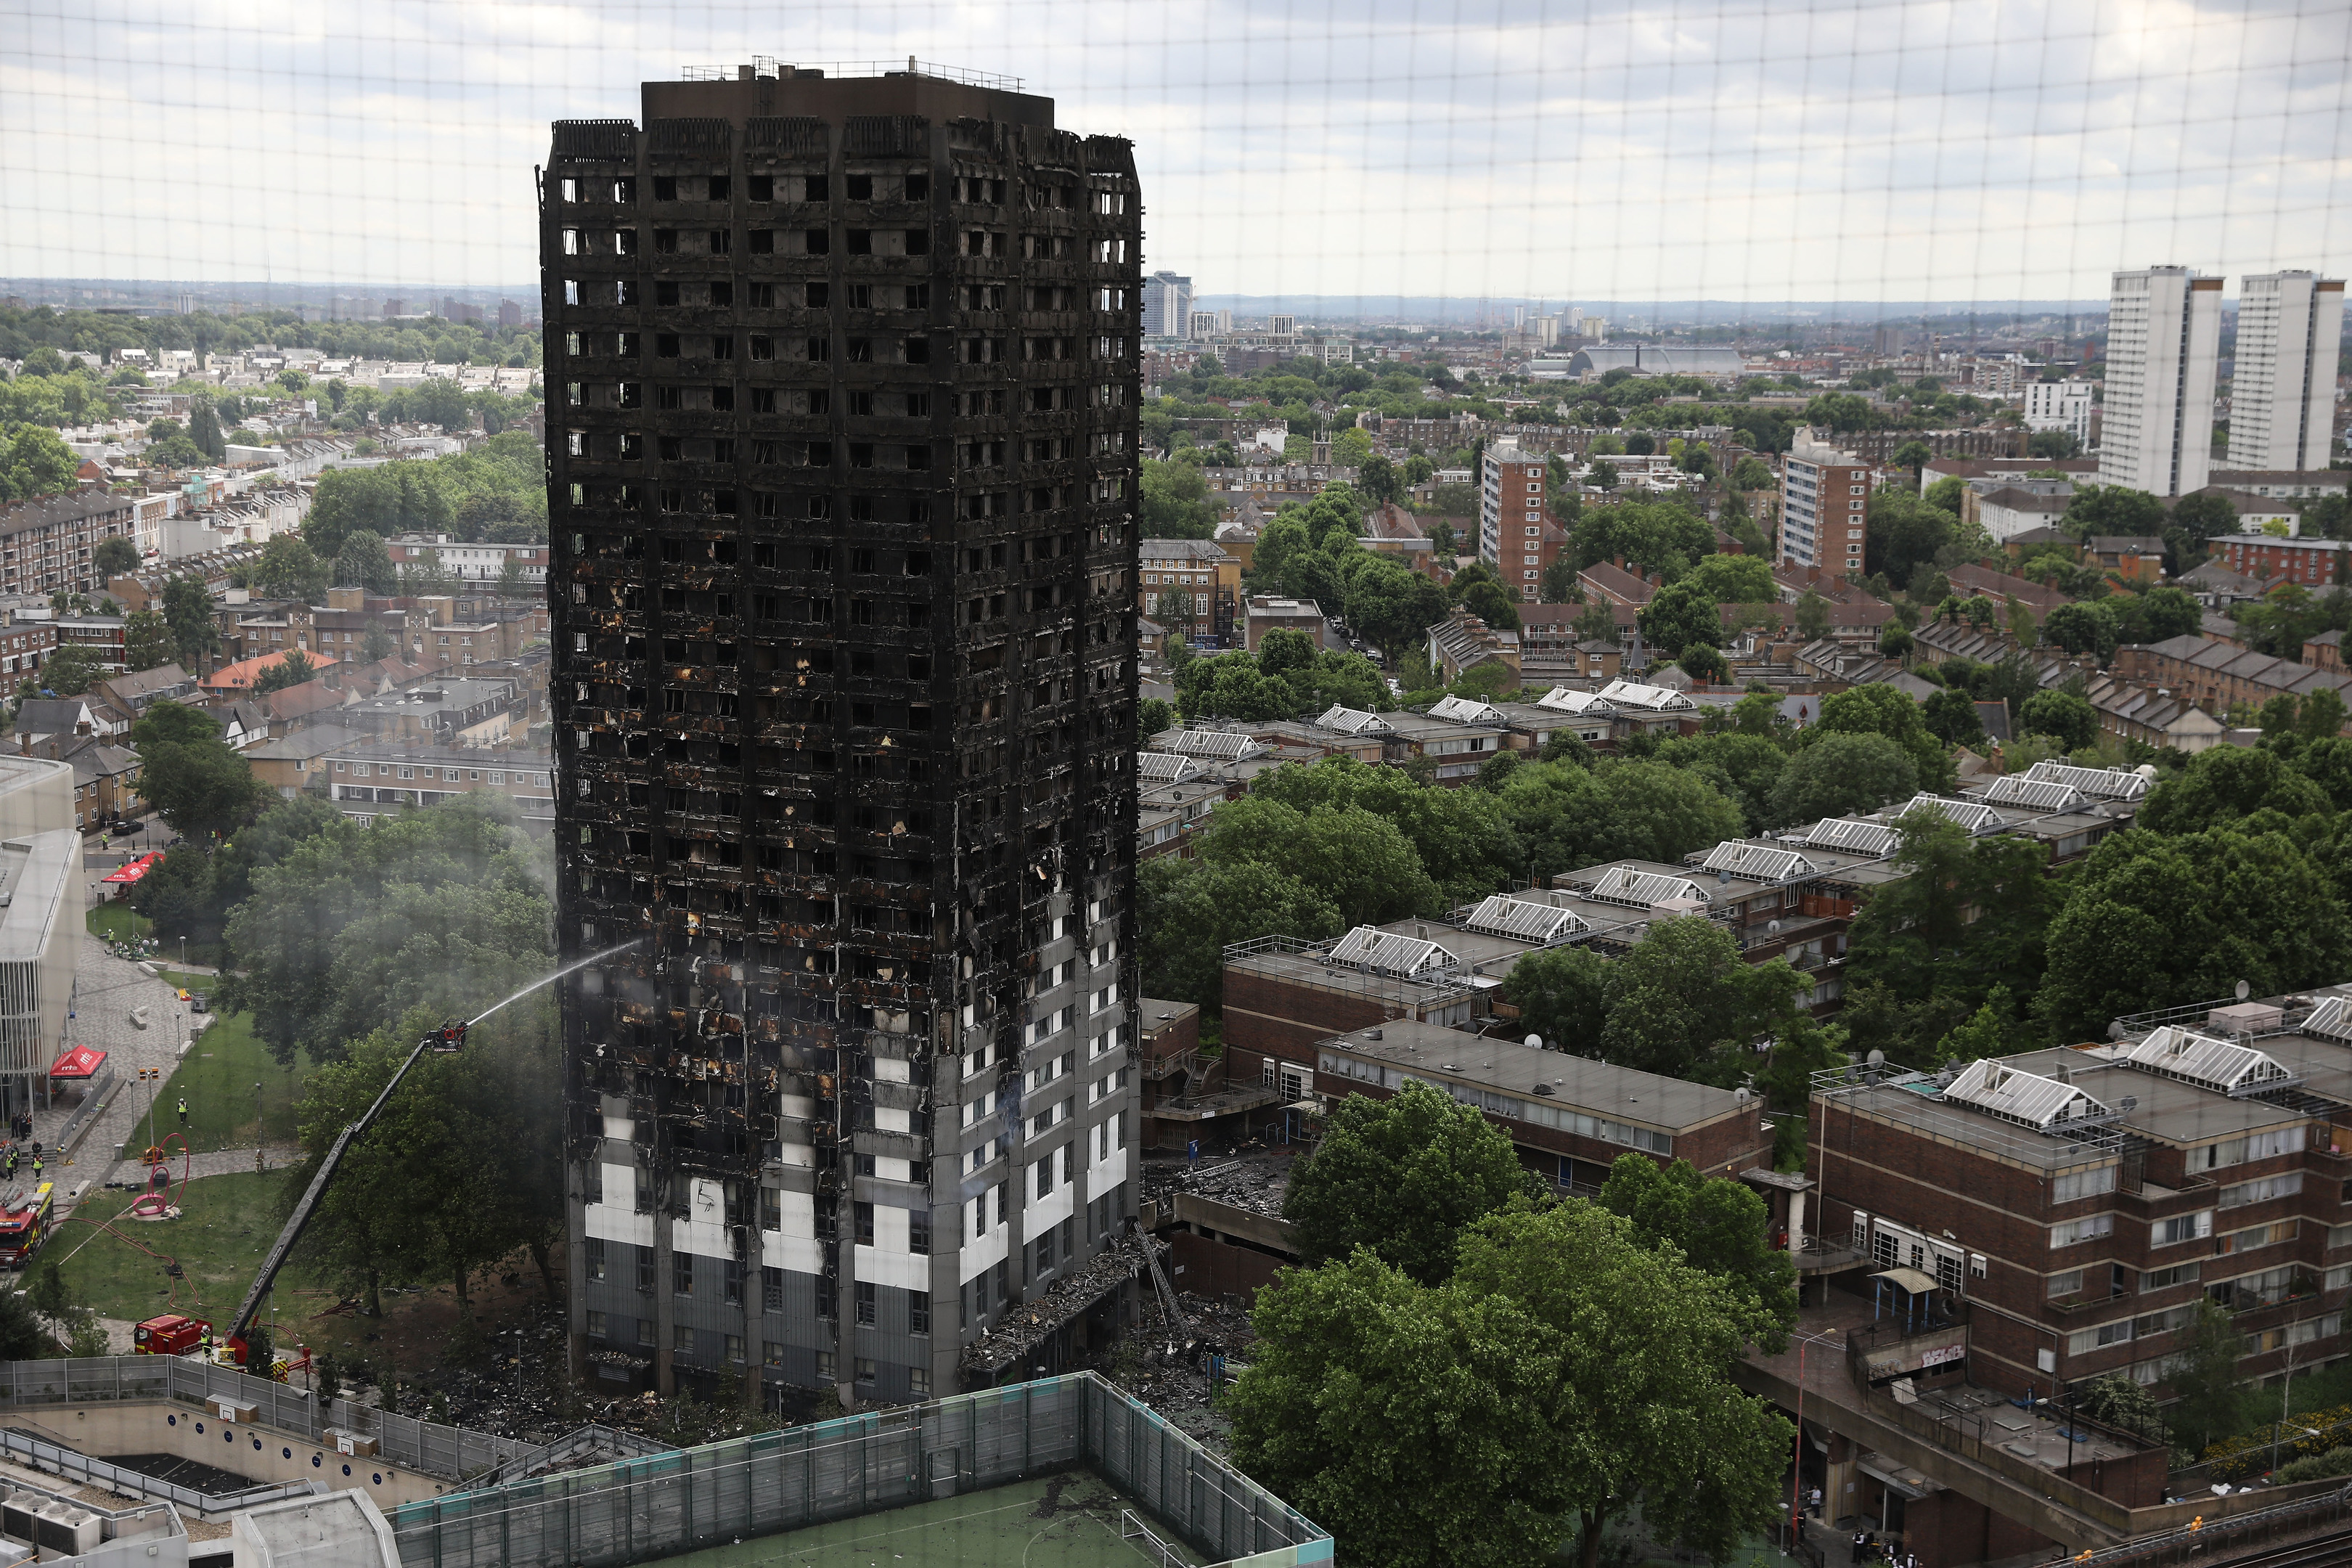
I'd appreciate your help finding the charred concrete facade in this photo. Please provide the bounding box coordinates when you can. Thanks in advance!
[544,67,1144,1410]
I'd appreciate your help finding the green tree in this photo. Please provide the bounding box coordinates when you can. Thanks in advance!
[1841,813,2059,1067]
[1136,696,1175,740]
[219,794,552,1064]
[94,535,139,579]
[1684,552,1776,604]
[1453,1205,1792,1568]
[1566,598,1620,650]
[1357,452,1400,504]
[1448,562,1522,632]
[252,648,318,695]
[334,528,397,594]
[1597,1154,1799,1352]
[1139,458,1220,539]
[131,700,269,840]
[1343,557,1450,658]
[1538,556,1579,603]
[1793,588,1832,642]
[2133,586,2200,643]
[2035,826,2352,1039]
[1224,1248,1585,1568]
[189,398,225,460]
[5,427,83,500]
[1251,757,1520,906]
[1498,759,1746,881]
[1228,1205,1789,1568]
[2073,1374,2173,1447]
[117,609,176,673]
[1198,796,1438,927]
[250,534,330,604]
[2138,746,2331,836]
[361,621,399,663]
[286,1000,565,1313]
[0,1283,44,1360]
[163,574,222,670]
[1597,915,1808,1079]
[2168,1300,2247,1452]
[37,643,102,695]
[2017,689,2099,751]
[1817,682,1951,789]
[1920,686,1986,748]
[2042,603,2118,662]
[1765,731,1920,828]
[1136,857,1342,1013]
[1637,580,1721,658]
[2027,428,2081,459]
[23,1258,74,1348]
[2064,483,2167,544]
[1862,486,1959,587]
[1678,642,1729,685]
[1283,1081,1535,1284]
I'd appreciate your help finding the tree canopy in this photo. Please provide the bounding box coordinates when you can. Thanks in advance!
[1283,1081,1537,1284]
[1228,1202,1790,1568]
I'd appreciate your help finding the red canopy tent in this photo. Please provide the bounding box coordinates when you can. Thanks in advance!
[47,1045,106,1079]
[100,853,161,886]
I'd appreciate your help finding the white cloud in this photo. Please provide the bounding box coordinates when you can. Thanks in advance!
[0,0,2343,301]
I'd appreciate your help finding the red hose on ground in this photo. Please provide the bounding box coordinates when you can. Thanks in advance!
[128,1132,193,1217]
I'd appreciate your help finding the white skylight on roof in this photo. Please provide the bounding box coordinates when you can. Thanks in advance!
[1794,818,1900,855]
[1700,841,1816,881]
[1463,894,1590,943]
[1943,1058,2113,1130]
[2120,1026,2295,1097]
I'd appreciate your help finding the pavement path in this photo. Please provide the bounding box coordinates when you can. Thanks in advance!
[35,934,228,1207]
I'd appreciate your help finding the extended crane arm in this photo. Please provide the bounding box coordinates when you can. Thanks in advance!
[216,941,639,1365]
[223,1034,438,1357]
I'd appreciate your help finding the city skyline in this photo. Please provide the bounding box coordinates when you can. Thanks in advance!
[3,0,2346,301]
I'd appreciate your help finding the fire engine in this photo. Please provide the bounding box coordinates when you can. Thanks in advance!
[133,1314,209,1356]
[0,1183,54,1267]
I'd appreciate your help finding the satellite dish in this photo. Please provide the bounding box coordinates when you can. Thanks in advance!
[1735,1087,1752,1105]
[2117,1096,2138,1114]
[1768,920,1782,936]
[1524,1033,1542,1050]
[2107,1021,2128,1042]
[2236,979,2251,1002]
[1866,1049,1886,1068]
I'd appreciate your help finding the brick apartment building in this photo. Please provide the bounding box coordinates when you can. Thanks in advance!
[1137,538,1240,642]
[1809,987,2352,1401]
[2215,533,2349,590]
[1780,429,1879,573]
[2112,633,2352,732]
[1478,438,1553,591]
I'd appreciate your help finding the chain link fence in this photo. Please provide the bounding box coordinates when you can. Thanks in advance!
[388,1372,1327,1568]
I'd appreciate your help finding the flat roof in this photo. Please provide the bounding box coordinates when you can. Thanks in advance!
[0,831,78,964]
[1315,1018,1749,1134]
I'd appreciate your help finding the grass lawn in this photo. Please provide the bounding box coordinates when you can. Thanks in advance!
[86,904,153,944]
[52,1169,288,1326]
[144,993,311,1156]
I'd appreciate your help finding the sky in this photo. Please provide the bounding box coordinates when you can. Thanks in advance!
[1,0,2347,308]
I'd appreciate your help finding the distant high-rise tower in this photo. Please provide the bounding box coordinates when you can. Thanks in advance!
[542,63,1143,1411]
[2229,271,2343,472]
[2096,266,2221,497]
[1140,271,1191,338]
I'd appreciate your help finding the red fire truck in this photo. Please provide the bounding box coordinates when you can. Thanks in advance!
[0,1183,53,1267]
[133,1315,209,1356]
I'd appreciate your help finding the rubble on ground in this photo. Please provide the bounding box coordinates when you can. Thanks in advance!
[961,1232,1168,1377]
[1142,1147,1298,1220]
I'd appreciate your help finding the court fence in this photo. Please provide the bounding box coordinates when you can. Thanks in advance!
[386,1371,1331,1568]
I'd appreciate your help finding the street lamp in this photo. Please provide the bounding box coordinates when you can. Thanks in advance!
[254,1080,264,1172]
